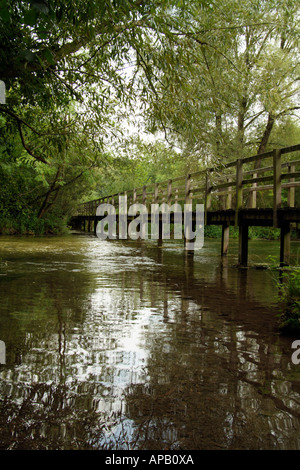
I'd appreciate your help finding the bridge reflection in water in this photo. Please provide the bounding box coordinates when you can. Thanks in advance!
[0,235,299,449]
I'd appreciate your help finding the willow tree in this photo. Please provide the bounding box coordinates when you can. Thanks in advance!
[141,0,300,164]
[0,0,188,225]
[0,0,299,229]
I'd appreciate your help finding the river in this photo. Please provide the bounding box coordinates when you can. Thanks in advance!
[0,234,300,450]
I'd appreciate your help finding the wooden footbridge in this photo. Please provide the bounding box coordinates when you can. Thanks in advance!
[71,144,300,267]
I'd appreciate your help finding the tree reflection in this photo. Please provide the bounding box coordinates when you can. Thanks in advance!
[0,382,125,449]
[122,248,300,450]
[1,237,300,450]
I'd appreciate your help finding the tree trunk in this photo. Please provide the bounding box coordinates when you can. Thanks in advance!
[215,113,222,154]
[255,112,275,168]
[237,97,247,156]
[37,166,62,219]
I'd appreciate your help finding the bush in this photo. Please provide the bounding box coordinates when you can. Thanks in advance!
[204,225,222,238]
[249,227,280,240]
[0,213,69,236]
[278,269,300,335]
[203,225,280,240]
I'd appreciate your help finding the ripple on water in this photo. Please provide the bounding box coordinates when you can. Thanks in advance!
[0,235,300,450]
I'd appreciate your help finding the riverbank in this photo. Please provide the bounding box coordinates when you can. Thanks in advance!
[0,214,70,236]
[2,216,300,241]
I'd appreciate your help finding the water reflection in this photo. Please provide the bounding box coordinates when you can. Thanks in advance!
[0,235,300,449]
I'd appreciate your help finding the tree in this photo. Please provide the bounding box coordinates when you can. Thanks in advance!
[0,0,186,230]
[142,0,300,164]
[1,0,299,233]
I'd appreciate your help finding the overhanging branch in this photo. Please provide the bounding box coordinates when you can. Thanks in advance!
[17,121,48,164]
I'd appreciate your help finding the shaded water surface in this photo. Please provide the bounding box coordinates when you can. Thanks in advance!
[0,234,300,450]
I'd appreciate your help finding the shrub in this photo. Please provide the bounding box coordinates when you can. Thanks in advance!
[278,269,300,335]
[0,213,69,236]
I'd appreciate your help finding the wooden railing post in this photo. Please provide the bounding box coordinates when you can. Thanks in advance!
[235,159,243,225]
[248,172,257,209]
[288,164,295,208]
[273,148,282,227]
[226,177,232,209]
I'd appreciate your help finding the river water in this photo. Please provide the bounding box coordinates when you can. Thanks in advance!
[0,234,300,450]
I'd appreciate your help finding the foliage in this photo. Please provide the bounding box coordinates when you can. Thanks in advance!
[204,225,281,240]
[143,0,300,163]
[0,0,192,233]
[248,227,280,240]
[277,269,300,335]
[0,1,299,234]
[90,138,185,197]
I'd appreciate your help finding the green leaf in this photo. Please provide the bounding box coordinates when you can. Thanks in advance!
[32,2,49,15]
[23,8,38,26]
[43,48,56,65]
[20,50,36,62]
[0,1,10,23]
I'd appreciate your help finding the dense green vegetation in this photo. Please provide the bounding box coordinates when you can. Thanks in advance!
[277,269,300,334]
[0,0,299,234]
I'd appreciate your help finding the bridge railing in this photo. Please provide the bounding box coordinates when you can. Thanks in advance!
[76,144,300,226]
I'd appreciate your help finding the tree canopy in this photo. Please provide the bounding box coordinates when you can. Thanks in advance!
[0,0,299,233]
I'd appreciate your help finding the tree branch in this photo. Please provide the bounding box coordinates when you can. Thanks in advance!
[0,105,42,136]
[2,19,147,80]
[275,106,300,118]
[31,163,97,204]
[17,121,48,164]
[37,166,63,218]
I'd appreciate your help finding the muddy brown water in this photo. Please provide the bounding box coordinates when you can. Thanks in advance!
[0,234,300,450]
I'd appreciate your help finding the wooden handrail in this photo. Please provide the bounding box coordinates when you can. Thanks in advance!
[76,144,300,220]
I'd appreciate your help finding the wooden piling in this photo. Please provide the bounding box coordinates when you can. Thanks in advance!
[280,223,291,267]
[238,224,248,267]
[221,224,230,256]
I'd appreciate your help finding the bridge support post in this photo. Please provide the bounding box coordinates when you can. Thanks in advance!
[158,216,163,247]
[221,223,230,256]
[184,218,195,257]
[238,224,248,267]
[184,174,194,255]
[280,223,291,267]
